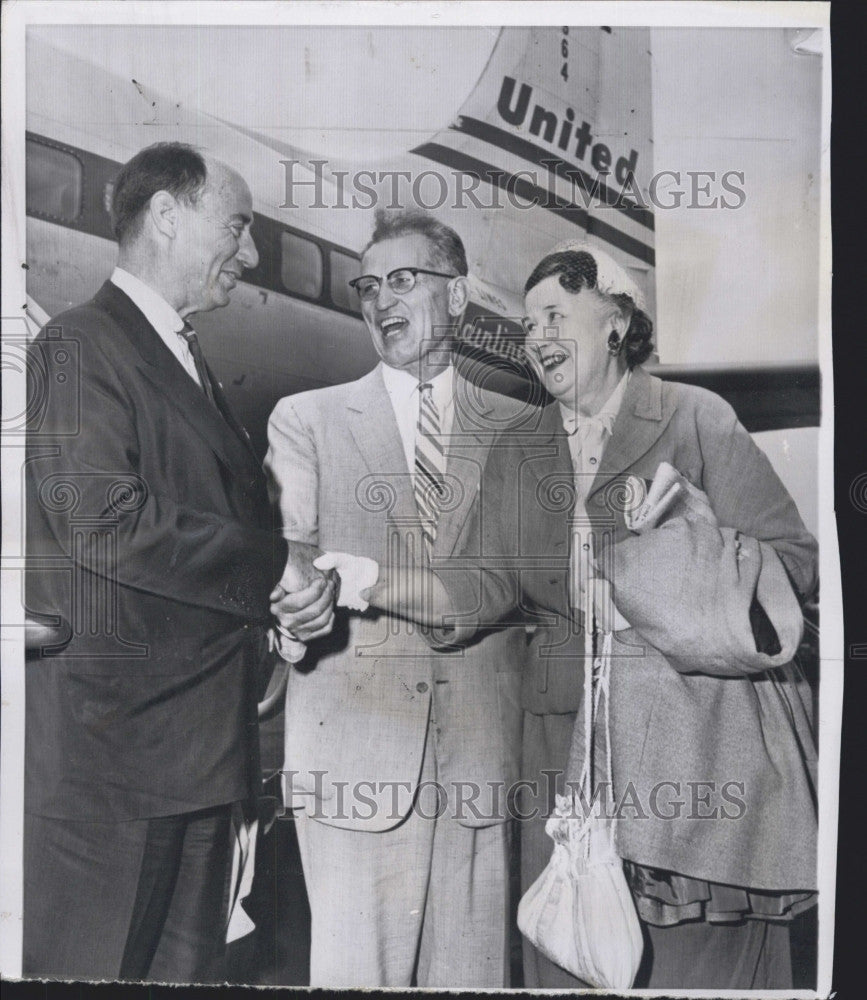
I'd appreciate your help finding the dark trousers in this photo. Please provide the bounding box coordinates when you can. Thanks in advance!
[23,804,233,983]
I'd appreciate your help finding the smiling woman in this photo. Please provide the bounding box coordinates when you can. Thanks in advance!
[366,240,819,991]
[12,16,827,991]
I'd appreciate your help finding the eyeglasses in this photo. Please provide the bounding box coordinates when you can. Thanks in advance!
[348,267,458,302]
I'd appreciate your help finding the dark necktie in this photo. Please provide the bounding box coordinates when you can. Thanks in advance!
[179,323,216,405]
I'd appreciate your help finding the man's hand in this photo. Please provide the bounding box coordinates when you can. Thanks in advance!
[269,541,337,642]
[279,540,328,592]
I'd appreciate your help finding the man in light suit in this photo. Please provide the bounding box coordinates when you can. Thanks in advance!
[24,142,334,983]
[264,210,525,987]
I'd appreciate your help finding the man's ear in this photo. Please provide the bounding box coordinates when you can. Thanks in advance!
[148,190,179,239]
[447,275,469,318]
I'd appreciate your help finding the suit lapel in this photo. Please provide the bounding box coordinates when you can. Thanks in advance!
[345,365,419,526]
[94,282,260,480]
[588,367,675,501]
[344,367,515,556]
[206,359,261,466]
[520,403,575,554]
[435,375,495,557]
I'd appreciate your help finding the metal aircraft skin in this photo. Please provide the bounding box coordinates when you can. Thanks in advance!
[25,26,817,467]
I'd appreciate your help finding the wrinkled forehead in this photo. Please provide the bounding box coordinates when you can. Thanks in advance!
[361,233,435,274]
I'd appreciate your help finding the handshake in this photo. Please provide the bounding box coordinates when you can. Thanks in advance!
[269,541,379,661]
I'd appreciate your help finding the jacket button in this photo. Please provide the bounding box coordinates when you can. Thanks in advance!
[416,682,429,693]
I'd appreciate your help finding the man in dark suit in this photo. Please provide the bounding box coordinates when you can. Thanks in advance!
[23,142,334,983]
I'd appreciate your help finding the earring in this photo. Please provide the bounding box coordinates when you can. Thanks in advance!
[607,330,622,356]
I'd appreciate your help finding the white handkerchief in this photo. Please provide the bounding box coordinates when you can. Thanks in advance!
[314,552,380,611]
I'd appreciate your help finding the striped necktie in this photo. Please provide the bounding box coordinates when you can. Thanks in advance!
[414,382,446,560]
[179,323,216,405]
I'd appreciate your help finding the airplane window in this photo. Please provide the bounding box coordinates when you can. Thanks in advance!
[26,140,83,222]
[330,250,362,314]
[280,231,323,299]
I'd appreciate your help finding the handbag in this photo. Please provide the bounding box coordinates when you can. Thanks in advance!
[517,582,643,988]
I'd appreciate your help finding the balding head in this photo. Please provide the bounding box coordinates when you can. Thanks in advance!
[112,143,258,316]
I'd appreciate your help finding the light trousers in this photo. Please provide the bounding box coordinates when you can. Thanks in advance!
[293,715,511,988]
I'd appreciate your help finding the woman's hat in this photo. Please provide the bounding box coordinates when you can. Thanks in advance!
[547,239,647,312]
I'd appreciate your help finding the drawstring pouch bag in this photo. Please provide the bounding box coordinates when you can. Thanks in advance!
[517,583,643,988]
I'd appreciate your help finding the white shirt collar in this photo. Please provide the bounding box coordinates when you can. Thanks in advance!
[110,267,202,387]
[380,361,454,408]
[110,267,186,338]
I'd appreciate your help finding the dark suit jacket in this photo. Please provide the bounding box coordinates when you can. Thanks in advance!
[439,368,819,891]
[25,280,288,822]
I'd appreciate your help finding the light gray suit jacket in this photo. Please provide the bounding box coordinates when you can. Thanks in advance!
[264,363,527,831]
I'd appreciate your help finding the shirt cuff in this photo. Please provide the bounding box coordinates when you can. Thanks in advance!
[269,627,307,664]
